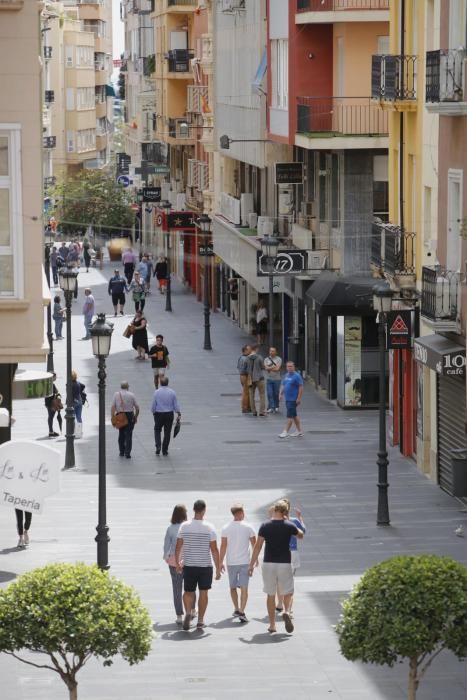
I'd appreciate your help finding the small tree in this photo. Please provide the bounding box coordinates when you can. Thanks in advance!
[336,555,467,700]
[0,563,152,700]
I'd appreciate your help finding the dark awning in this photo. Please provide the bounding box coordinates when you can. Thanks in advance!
[105,84,116,97]
[414,334,465,376]
[305,272,377,315]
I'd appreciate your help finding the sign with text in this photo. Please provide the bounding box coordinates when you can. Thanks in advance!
[386,310,413,349]
[0,441,60,515]
[142,187,161,203]
[275,162,304,185]
[116,152,131,175]
[199,243,214,257]
[256,249,307,276]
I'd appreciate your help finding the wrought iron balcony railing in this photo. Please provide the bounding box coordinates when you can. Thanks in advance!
[371,54,417,100]
[44,90,55,104]
[166,49,194,73]
[296,96,388,135]
[370,222,415,275]
[421,266,458,322]
[426,49,466,103]
[297,0,388,9]
[43,46,52,59]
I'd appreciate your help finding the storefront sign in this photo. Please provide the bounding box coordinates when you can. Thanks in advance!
[0,441,60,515]
[256,249,306,276]
[386,310,412,349]
[168,212,196,230]
[275,163,304,185]
[142,187,161,203]
[414,335,466,377]
[12,371,53,401]
[199,243,214,257]
[344,317,362,407]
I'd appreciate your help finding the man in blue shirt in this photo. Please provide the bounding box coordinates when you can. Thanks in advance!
[151,377,181,456]
[278,361,304,438]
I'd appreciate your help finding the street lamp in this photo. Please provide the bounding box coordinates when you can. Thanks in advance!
[59,266,79,470]
[44,242,54,374]
[162,200,172,312]
[372,282,395,526]
[198,213,212,351]
[260,236,280,349]
[90,312,114,570]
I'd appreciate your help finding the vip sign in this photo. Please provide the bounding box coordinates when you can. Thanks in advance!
[386,310,413,349]
[0,441,60,514]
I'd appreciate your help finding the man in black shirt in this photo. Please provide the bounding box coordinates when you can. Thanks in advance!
[108,269,127,316]
[249,500,302,634]
[148,334,170,388]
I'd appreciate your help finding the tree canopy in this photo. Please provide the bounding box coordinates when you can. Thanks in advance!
[0,562,152,700]
[51,170,134,237]
[336,554,467,699]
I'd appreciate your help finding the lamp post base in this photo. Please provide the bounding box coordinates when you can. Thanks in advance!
[165,275,172,312]
[376,452,390,526]
[95,525,110,570]
[63,407,75,470]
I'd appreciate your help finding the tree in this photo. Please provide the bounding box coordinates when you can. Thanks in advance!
[0,563,153,700]
[51,170,134,237]
[336,555,467,700]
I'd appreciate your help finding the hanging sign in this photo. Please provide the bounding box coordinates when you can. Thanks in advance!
[386,310,413,349]
[0,441,60,515]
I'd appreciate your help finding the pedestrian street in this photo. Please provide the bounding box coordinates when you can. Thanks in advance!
[1,262,466,700]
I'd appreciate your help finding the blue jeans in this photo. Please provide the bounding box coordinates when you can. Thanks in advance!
[267,380,281,410]
[83,313,93,338]
[73,399,83,423]
[54,317,63,338]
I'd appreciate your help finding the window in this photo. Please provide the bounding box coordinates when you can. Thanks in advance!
[76,45,93,67]
[447,169,463,271]
[271,39,288,109]
[66,88,75,111]
[65,45,74,68]
[77,87,94,110]
[66,131,75,153]
[76,129,96,153]
[0,126,23,298]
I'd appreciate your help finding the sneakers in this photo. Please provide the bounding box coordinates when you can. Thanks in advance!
[238,612,248,623]
[289,432,304,437]
[23,531,29,545]
[266,408,274,414]
[182,614,191,631]
[233,609,242,617]
[17,536,24,547]
[176,614,183,625]
[278,431,289,438]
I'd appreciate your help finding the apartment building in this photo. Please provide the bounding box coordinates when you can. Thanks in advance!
[414,0,467,497]
[0,0,48,441]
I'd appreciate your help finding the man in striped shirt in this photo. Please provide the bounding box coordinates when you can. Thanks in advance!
[175,499,221,630]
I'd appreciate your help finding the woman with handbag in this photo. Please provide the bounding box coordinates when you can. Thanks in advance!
[130,310,149,360]
[44,374,63,438]
[127,271,146,313]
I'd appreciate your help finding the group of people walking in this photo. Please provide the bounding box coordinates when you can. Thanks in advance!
[163,498,305,634]
[237,345,304,438]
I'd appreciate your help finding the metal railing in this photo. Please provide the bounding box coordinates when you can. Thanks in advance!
[421,266,459,321]
[371,222,415,275]
[296,96,388,135]
[187,85,209,113]
[166,49,194,73]
[426,49,466,103]
[371,54,417,100]
[297,0,388,9]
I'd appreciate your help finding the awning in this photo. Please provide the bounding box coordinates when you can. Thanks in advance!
[305,272,377,315]
[414,334,465,376]
[105,84,116,97]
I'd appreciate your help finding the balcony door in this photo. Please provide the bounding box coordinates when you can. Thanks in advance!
[447,168,463,272]
[449,0,467,48]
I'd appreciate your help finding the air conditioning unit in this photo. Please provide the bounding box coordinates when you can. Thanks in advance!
[248,212,258,229]
[257,216,274,236]
[240,193,254,227]
[308,251,328,271]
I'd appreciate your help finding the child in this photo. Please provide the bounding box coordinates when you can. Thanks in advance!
[53,295,64,340]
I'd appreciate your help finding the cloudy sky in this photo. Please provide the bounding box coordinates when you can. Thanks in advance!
[112,0,124,59]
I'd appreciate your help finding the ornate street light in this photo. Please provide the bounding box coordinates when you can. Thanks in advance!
[260,236,280,349]
[90,313,114,570]
[373,282,395,526]
[59,266,79,470]
[198,213,213,351]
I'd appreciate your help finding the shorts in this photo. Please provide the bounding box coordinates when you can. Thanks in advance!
[152,367,167,377]
[183,565,213,592]
[261,562,294,596]
[291,549,300,572]
[159,278,167,288]
[286,400,298,418]
[227,564,249,589]
[112,293,125,306]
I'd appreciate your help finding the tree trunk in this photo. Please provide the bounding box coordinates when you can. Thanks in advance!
[408,657,419,700]
[68,682,78,700]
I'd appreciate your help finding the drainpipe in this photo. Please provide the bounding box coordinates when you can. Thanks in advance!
[398,0,405,453]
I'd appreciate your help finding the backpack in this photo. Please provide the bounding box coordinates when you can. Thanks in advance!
[79,382,88,405]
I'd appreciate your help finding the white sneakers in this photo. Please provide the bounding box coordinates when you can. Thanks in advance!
[278,431,303,438]
[290,432,304,437]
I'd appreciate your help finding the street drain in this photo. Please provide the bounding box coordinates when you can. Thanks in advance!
[224,440,261,444]
[307,430,345,434]
[312,461,338,465]
[220,393,242,397]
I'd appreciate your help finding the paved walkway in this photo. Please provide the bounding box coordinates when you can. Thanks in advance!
[1,261,467,700]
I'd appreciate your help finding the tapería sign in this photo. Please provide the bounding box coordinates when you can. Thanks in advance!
[0,441,60,514]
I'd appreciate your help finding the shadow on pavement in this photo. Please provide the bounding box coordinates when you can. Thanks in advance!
[238,633,291,645]
[159,630,212,641]
[0,570,17,582]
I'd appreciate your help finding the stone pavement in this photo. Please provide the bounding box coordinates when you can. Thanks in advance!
[1,261,467,700]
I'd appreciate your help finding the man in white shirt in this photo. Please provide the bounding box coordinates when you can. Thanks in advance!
[176,499,221,631]
[219,504,256,623]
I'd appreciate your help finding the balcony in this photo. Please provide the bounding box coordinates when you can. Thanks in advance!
[297,0,388,22]
[43,136,56,149]
[371,55,417,107]
[166,49,194,74]
[421,266,459,329]
[297,96,388,137]
[371,222,416,285]
[43,46,53,59]
[187,85,209,114]
[167,117,194,143]
[167,0,197,7]
[425,49,467,116]
[44,90,55,104]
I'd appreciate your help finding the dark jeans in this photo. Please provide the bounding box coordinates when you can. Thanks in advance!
[118,413,135,456]
[153,411,174,454]
[47,407,63,434]
[15,509,32,535]
[267,379,281,410]
[124,262,135,284]
[134,298,146,313]
[52,265,58,285]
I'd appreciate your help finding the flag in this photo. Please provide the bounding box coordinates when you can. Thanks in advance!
[201,94,211,114]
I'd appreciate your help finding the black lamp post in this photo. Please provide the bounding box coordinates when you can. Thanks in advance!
[44,243,54,374]
[90,312,114,570]
[373,283,395,526]
[162,200,172,312]
[260,236,280,349]
[198,213,212,351]
[59,266,79,470]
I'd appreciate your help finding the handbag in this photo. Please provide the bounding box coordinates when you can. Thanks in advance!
[50,397,63,411]
[123,325,134,338]
[111,392,129,429]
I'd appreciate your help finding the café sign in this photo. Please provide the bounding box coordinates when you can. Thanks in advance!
[414,336,465,377]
